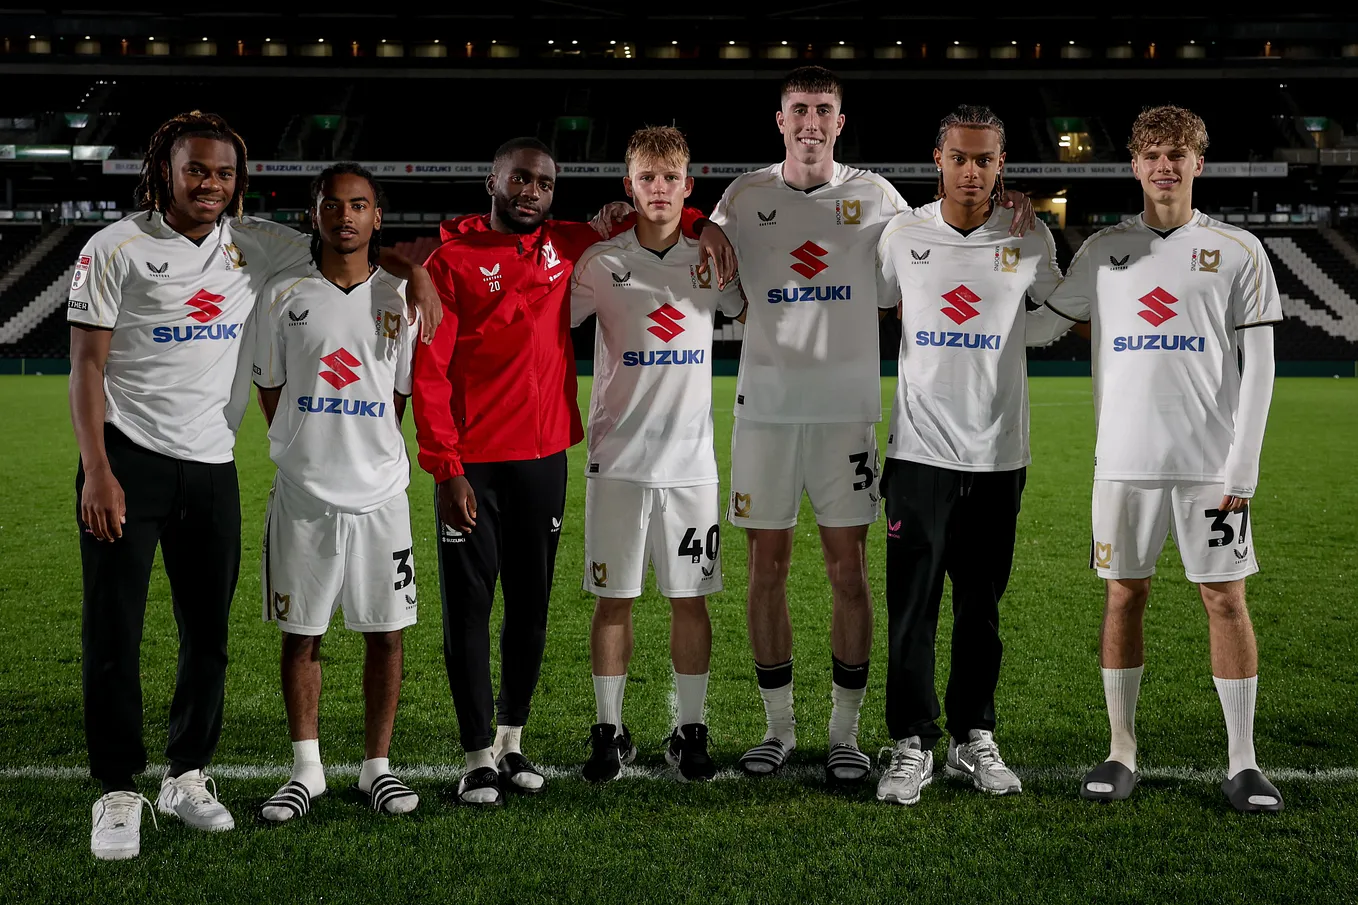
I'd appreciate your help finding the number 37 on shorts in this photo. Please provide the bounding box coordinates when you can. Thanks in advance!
[1090,480,1259,583]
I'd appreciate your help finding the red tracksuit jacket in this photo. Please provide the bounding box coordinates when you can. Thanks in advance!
[412,209,704,482]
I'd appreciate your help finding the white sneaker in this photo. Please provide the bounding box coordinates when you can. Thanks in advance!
[91,791,156,860]
[945,729,1022,795]
[876,737,933,806]
[156,769,235,831]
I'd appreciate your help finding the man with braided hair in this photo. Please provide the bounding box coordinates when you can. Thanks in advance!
[872,105,1077,806]
[70,112,440,859]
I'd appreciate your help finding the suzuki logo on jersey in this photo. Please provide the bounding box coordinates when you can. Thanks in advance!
[836,199,862,225]
[185,289,225,323]
[915,330,1000,350]
[940,285,981,325]
[541,240,560,270]
[646,303,686,342]
[1137,287,1178,326]
[295,396,389,418]
[789,240,829,278]
[1111,334,1205,352]
[318,348,362,389]
[153,290,240,342]
[622,349,706,367]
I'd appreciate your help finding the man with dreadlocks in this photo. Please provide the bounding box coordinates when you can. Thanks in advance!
[68,112,440,860]
[871,105,1077,806]
[252,163,420,823]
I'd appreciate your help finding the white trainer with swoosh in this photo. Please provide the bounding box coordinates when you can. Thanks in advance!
[945,729,1022,795]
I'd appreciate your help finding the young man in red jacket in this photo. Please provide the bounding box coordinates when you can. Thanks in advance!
[412,136,734,806]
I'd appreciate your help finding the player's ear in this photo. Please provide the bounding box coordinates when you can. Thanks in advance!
[623,176,634,199]
[835,112,845,134]
[373,207,382,232]
[932,147,943,169]
[682,175,694,199]
[484,172,496,197]
[1194,154,1205,175]
[775,109,785,132]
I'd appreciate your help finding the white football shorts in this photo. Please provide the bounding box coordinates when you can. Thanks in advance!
[1091,480,1259,584]
[728,419,880,529]
[262,478,418,635]
[583,479,722,599]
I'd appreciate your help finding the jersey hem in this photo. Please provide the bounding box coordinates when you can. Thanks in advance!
[885,452,1031,473]
[584,474,719,489]
[726,515,798,530]
[1043,300,1088,324]
[273,470,412,516]
[732,412,883,425]
[1235,319,1283,330]
[1094,473,1226,484]
[1094,567,1157,581]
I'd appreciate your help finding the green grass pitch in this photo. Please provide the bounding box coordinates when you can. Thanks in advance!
[0,374,1355,903]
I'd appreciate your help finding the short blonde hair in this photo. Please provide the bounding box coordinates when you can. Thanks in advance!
[1127,105,1210,157]
[625,125,690,172]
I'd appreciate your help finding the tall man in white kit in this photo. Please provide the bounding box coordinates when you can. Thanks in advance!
[253,163,420,822]
[873,107,1077,806]
[1046,106,1285,812]
[712,67,1033,782]
[571,127,744,783]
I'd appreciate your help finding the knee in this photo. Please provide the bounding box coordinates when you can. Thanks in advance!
[594,597,635,621]
[669,596,709,618]
[1200,582,1248,622]
[364,630,402,655]
[1106,579,1150,615]
[824,553,868,599]
[282,633,322,662]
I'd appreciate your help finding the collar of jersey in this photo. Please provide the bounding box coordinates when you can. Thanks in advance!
[615,227,698,258]
[146,210,225,246]
[928,199,1007,238]
[308,262,383,293]
[774,161,848,193]
[1134,209,1202,234]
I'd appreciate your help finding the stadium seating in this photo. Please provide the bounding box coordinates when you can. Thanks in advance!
[1255,227,1358,359]
[0,225,102,356]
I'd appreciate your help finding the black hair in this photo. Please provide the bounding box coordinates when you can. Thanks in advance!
[934,105,1007,206]
[135,110,248,217]
[307,161,386,268]
[492,136,554,170]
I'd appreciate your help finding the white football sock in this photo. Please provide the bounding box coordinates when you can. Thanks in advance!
[759,682,796,749]
[358,757,388,793]
[674,671,709,730]
[465,747,496,773]
[1214,675,1259,780]
[593,674,627,734]
[1102,666,1143,772]
[828,683,867,747]
[290,738,326,797]
[493,725,523,761]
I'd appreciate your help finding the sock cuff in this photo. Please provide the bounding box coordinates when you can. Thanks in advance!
[674,670,711,679]
[1213,675,1258,688]
[1101,665,1145,678]
[592,673,628,684]
[755,659,793,690]
[832,656,869,690]
[292,738,321,764]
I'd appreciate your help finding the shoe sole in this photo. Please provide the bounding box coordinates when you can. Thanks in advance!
[91,844,139,860]
[664,749,716,783]
[876,773,933,806]
[944,764,1022,795]
[584,744,638,784]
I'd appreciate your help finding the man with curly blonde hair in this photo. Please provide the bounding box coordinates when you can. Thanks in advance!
[1047,106,1284,812]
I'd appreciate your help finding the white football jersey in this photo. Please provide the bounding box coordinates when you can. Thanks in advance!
[571,230,744,487]
[67,211,311,463]
[1046,211,1282,482]
[711,162,907,424]
[878,202,1065,471]
[255,266,416,512]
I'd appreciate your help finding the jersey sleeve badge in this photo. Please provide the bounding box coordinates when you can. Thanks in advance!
[71,254,91,292]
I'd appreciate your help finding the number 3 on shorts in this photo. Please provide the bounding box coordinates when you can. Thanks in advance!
[392,548,414,590]
[1203,506,1249,549]
[849,452,873,492]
